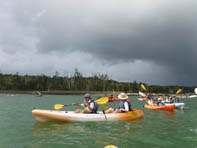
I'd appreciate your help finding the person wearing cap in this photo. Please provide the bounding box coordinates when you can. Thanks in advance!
[157,97,165,106]
[105,93,132,113]
[72,93,98,113]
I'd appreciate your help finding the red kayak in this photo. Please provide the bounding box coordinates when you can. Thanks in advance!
[108,97,120,102]
[144,104,175,110]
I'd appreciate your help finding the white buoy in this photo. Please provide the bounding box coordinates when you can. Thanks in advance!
[195,88,197,94]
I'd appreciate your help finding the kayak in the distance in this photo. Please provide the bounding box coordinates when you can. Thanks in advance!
[32,109,144,122]
[108,97,120,102]
[144,104,175,110]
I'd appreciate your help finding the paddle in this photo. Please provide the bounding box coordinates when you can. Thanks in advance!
[102,107,108,120]
[139,91,146,97]
[176,89,182,94]
[96,97,109,120]
[141,84,147,91]
[54,97,109,110]
[102,105,109,110]
[54,104,72,110]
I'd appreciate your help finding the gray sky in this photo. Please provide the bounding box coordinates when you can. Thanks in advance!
[0,0,197,86]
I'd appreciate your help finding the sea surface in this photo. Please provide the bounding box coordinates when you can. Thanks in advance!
[0,94,197,148]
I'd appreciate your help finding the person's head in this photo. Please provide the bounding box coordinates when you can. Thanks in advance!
[158,98,162,102]
[118,93,128,100]
[84,93,91,101]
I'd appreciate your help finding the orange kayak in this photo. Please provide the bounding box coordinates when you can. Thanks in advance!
[108,97,120,102]
[144,104,175,110]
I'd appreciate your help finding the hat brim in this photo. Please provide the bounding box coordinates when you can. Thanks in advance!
[118,94,128,100]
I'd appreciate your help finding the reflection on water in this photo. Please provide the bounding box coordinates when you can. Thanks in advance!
[150,110,176,120]
[33,120,141,136]
[163,111,176,120]
[32,120,144,148]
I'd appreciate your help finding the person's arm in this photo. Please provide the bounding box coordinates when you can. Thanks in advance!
[72,103,83,107]
[85,102,94,111]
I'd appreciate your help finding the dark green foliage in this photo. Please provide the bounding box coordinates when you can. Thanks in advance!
[0,70,195,93]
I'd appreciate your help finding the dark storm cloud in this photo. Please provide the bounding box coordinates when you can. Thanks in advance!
[1,0,197,85]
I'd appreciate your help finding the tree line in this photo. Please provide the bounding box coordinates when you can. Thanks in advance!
[0,69,195,93]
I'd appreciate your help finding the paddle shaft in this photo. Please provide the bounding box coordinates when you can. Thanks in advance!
[102,110,107,120]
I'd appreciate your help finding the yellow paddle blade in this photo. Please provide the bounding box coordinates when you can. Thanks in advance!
[141,84,147,91]
[102,105,109,110]
[112,90,116,94]
[176,89,182,94]
[161,96,166,100]
[95,97,109,104]
[104,145,118,148]
[54,104,64,110]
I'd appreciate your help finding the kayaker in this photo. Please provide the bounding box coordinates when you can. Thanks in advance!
[146,94,153,105]
[172,96,180,103]
[105,93,132,113]
[166,95,172,103]
[72,93,98,113]
[157,98,165,106]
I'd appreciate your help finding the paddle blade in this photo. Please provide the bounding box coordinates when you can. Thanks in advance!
[95,97,109,104]
[54,104,64,110]
[176,89,182,94]
[104,145,118,148]
[141,84,147,91]
[102,105,109,110]
[139,91,146,97]
[112,90,116,94]
[161,96,166,100]
[195,88,197,94]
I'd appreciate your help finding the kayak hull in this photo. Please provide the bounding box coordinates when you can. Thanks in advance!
[144,104,175,110]
[32,109,144,122]
[165,103,185,109]
[189,95,197,98]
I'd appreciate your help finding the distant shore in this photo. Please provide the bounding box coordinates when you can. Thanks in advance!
[0,90,190,97]
[0,90,125,96]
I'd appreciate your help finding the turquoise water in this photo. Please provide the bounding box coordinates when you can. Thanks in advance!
[0,94,197,148]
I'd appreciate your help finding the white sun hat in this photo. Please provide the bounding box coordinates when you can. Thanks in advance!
[118,93,128,100]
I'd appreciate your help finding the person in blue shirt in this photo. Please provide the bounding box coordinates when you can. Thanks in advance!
[72,94,98,113]
[157,98,165,106]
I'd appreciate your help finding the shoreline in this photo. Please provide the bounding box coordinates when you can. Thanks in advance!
[0,90,125,96]
[0,90,190,97]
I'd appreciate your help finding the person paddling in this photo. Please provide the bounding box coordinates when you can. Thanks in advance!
[157,98,165,106]
[105,93,132,113]
[72,94,98,113]
[146,93,154,105]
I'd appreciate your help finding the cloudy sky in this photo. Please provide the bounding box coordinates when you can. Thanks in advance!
[0,0,197,86]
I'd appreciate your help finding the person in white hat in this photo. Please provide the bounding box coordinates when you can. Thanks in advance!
[105,93,132,113]
[72,93,98,113]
